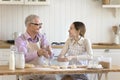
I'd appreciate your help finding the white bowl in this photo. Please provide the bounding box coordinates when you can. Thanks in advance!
[57,61,69,67]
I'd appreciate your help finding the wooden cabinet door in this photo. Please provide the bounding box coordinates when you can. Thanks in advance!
[0,49,16,80]
[93,49,120,80]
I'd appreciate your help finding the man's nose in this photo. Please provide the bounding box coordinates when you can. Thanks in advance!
[39,26,42,29]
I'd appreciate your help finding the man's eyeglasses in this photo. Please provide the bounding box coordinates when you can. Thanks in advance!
[31,23,42,26]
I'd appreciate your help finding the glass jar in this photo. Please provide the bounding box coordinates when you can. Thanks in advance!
[15,52,25,69]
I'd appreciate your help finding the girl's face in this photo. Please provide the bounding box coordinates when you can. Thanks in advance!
[68,24,80,38]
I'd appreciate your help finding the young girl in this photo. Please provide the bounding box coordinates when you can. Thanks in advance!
[57,21,93,80]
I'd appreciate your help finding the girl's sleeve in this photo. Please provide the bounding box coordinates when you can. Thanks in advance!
[77,39,93,60]
[58,38,70,58]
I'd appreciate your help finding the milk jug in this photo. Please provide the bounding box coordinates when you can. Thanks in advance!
[15,52,25,69]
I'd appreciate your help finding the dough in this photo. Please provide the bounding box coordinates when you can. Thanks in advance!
[50,65,60,69]
[69,65,77,69]
[25,64,35,68]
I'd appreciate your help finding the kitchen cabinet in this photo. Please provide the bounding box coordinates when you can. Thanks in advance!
[93,49,120,80]
[0,49,16,80]
[2,75,16,80]
[0,0,50,5]
[0,49,10,65]
[0,0,24,5]
[25,0,50,5]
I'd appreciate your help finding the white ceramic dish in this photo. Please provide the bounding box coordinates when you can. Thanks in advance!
[57,61,69,67]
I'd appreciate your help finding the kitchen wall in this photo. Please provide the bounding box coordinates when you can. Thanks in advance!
[0,0,120,43]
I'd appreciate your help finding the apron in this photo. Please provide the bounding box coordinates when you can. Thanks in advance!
[22,39,56,80]
[66,42,88,66]
[26,40,46,66]
[61,42,89,80]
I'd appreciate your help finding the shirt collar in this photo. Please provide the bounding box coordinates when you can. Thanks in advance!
[71,36,84,45]
[23,32,41,42]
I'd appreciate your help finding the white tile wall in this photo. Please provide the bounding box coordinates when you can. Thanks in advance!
[0,0,120,43]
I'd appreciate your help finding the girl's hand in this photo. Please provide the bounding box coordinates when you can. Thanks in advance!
[67,56,76,61]
[57,57,69,62]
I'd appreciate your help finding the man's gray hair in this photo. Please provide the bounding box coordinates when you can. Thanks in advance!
[25,14,40,27]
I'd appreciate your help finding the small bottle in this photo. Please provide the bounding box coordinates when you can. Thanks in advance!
[9,51,15,70]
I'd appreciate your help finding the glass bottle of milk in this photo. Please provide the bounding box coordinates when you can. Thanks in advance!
[9,45,17,70]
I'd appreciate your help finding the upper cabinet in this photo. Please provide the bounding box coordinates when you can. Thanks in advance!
[102,0,120,8]
[0,0,50,5]
[25,0,50,5]
[0,0,24,4]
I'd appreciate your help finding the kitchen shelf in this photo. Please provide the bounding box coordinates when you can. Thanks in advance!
[102,5,120,8]
[0,0,50,5]
[102,4,120,17]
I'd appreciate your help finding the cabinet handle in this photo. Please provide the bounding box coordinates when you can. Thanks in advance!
[104,49,109,53]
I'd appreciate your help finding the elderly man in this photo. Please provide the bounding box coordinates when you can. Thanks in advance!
[15,14,56,80]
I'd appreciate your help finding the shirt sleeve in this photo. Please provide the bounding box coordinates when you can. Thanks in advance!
[15,35,38,63]
[77,39,93,60]
[40,34,50,48]
[85,39,93,56]
[58,38,70,58]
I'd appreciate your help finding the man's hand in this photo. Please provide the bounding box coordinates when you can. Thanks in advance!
[37,49,49,58]
[57,57,69,62]
[45,45,52,56]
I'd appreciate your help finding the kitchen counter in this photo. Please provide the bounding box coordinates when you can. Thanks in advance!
[0,40,12,49]
[52,44,120,49]
[1,40,120,49]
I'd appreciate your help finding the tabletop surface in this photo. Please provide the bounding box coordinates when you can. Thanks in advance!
[0,65,120,75]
